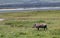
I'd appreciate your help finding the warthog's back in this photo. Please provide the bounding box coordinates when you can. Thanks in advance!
[35,23,47,26]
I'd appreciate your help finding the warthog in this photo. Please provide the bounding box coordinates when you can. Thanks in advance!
[32,23,47,30]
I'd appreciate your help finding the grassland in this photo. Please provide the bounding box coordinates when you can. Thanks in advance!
[0,10,60,38]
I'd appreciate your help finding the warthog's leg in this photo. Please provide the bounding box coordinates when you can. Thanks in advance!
[44,26,47,30]
[37,28,39,30]
[44,28,46,30]
[46,27,48,30]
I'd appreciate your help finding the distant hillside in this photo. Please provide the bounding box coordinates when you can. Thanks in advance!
[0,2,60,9]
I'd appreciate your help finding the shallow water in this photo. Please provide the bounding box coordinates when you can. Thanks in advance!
[0,18,5,21]
[0,7,60,13]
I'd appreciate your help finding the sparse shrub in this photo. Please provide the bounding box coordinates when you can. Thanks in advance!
[52,36,60,38]
[19,32,27,35]
[0,34,4,37]
[5,22,12,25]
[36,34,40,36]
[52,36,56,38]
[48,10,51,12]
[37,11,40,12]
